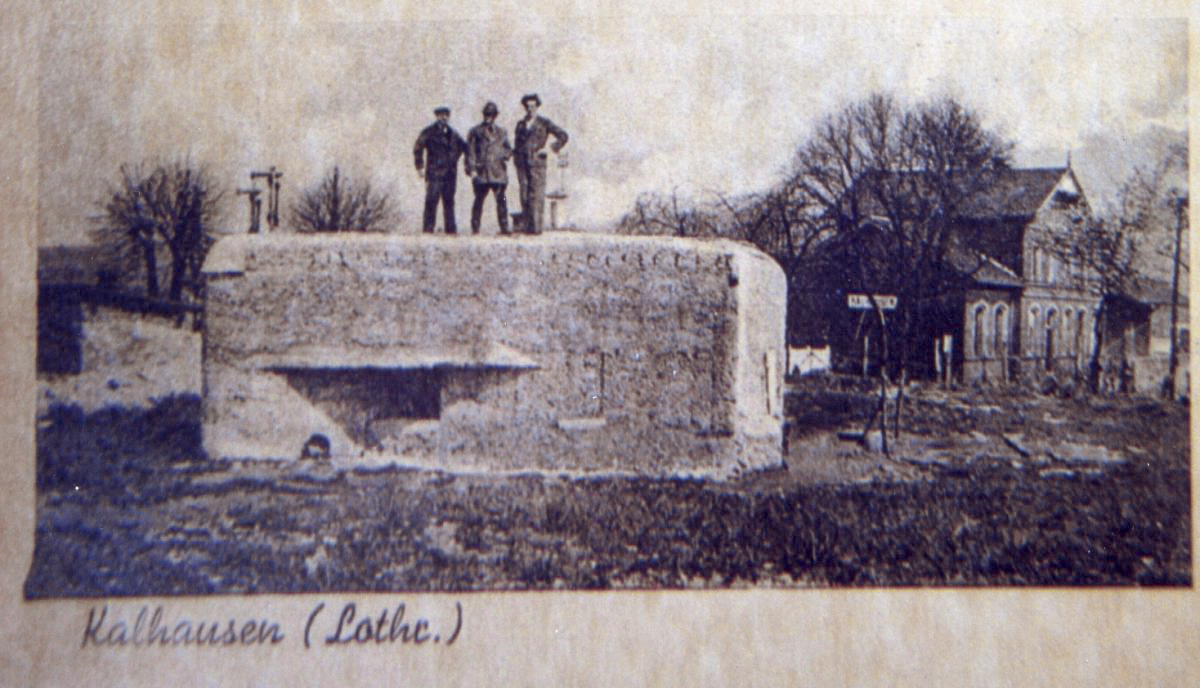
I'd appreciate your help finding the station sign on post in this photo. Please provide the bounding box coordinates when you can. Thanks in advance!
[847,293,897,311]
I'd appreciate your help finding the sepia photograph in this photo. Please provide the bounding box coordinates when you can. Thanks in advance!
[22,10,1190,599]
[3,3,1197,685]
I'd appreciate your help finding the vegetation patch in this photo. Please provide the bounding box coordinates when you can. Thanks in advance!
[25,387,1190,596]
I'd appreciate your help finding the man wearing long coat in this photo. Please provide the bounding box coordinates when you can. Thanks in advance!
[513,93,568,234]
[466,101,513,234]
[413,106,468,234]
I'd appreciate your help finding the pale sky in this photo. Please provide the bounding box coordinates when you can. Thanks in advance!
[36,6,1187,245]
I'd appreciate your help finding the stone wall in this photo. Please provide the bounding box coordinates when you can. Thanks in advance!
[201,232,786,477]
[1109,303,1190,397]
[961,288,1019,385]
[38,304,202,414]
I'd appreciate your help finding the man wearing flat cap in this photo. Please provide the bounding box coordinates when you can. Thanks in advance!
[513,93,568,234]
[466,101,513,235]
[413,106,468,234]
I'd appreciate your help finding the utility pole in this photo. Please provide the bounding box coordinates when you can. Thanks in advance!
[1166,191,1187,399]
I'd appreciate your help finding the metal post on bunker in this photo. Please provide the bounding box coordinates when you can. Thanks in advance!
[251,166,283,231]
[236,188,263,233]
[546,152,569,231]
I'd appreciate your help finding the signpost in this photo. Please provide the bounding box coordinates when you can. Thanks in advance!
[848,294,898,377]
[847,293,897,310]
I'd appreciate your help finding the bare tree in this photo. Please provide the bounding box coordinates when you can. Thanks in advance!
[617,181,829,274]
[615,94,1012,446]
[290,166,396,232]
[1043,217,1139,394]
[94,160,222,302]
[713,176,825,265]
[785,93,1012,446]
[794,96,1011,360]
[615,189,726,238]
[1041,146,1187,394]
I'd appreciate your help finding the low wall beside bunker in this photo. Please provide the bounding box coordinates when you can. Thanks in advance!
[200,232,786,478]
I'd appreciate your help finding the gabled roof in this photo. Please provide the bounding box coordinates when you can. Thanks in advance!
[826,166,1086,288]
[854,166,1072,223]
[956,167,1069,220]
[944,243,1024,288]
[1120,276,1189,307]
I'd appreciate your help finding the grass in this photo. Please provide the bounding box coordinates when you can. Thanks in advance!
[24,384,1191,597]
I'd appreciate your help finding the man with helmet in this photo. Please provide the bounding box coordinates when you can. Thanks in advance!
[513,93,569,234]
[466,101,514,235]
[413,105,468,234]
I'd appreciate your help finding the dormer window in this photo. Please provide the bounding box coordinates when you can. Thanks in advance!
[1052,190,1080,206]
[1052,174,1081,207]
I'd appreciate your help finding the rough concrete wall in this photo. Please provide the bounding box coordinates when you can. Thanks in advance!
[202,232,786,477]
[731,249,786,465]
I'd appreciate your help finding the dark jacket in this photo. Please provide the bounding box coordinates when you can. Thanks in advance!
[414,122,467,180]
[466,122,513,184]
[514,115,568,165]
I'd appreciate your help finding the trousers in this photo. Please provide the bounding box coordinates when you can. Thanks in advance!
[515,155,547,233]
[471,180,508,233]
[422,174,458,233]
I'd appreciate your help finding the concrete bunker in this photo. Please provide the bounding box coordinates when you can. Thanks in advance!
[201,232,786,478]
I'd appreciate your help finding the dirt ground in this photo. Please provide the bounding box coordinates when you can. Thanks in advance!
[24,375,1192,594]
[775,376,1176,486]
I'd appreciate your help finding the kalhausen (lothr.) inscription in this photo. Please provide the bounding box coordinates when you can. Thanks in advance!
[80,601,463,650]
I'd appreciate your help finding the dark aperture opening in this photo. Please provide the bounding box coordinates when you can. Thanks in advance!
[274,367,444,448]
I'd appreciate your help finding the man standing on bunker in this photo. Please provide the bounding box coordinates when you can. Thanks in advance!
[514,93,568,234]
[466,101,513,235]
[414,106,468,234]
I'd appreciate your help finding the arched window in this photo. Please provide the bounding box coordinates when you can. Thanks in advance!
[1063,307,1074,355]
[1080,307,1089,357]
[973,304,988,359]
[1045,308,1058,369]
[1029,306,1041,355]
[993,304,1008,358]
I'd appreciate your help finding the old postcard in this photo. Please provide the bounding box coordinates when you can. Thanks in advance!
[1,1,1195,685]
